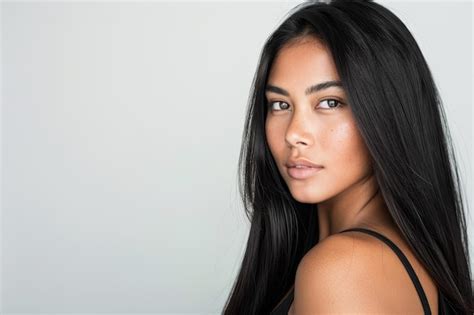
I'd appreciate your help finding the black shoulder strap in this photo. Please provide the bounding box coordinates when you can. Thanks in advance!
[339,227,431,315]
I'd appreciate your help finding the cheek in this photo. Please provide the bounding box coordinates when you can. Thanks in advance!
[265,117,284,154]
[326,120,371,174]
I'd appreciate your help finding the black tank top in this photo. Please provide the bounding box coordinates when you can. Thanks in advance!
[270,227,437,315]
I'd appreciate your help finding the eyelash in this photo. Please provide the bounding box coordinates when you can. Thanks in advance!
[266,98,345,112]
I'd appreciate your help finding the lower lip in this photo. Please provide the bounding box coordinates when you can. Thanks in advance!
[287,166,323,179]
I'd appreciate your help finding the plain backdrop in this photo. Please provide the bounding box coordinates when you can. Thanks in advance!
[1,0,472,314]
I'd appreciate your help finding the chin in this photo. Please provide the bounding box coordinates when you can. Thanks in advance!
[288,187,325,204]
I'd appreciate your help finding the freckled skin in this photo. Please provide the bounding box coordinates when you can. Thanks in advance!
[264,37,397,242]
[266,37,438,315]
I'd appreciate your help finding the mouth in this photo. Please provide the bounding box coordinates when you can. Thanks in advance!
[286,165,323,180]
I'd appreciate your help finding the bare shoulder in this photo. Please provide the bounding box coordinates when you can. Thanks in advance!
[293,231,429,314]
[296,230,379,277]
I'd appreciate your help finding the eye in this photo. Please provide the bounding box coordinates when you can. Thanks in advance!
[267,101,290,111]
[318,98,344,110]
[267,98,345,112]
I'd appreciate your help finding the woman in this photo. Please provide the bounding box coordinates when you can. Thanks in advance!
[222,0,473,314]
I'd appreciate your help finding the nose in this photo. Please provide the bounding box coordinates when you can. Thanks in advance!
[285,109,313,148]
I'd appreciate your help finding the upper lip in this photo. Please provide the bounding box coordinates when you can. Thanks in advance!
[286,158,323,168]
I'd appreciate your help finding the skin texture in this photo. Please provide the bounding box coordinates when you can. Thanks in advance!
[265,37,438,314]
[265,37,395,242]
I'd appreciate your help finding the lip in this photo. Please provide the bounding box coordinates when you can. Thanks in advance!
[285,158,323,168]
[286,165,323,180]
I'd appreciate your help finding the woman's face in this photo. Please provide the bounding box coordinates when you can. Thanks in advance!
[265,38,373,204]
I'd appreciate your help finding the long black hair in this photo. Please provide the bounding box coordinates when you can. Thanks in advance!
[222,1,473,314]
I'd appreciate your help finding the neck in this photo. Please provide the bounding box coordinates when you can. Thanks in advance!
[317,174,396,242]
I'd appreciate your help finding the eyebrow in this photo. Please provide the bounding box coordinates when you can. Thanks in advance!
[265,80,343,96]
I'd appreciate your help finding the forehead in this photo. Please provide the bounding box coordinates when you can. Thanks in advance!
[267,39,339,86]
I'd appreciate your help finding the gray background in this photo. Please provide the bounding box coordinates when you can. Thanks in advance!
[1,0,472,314]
